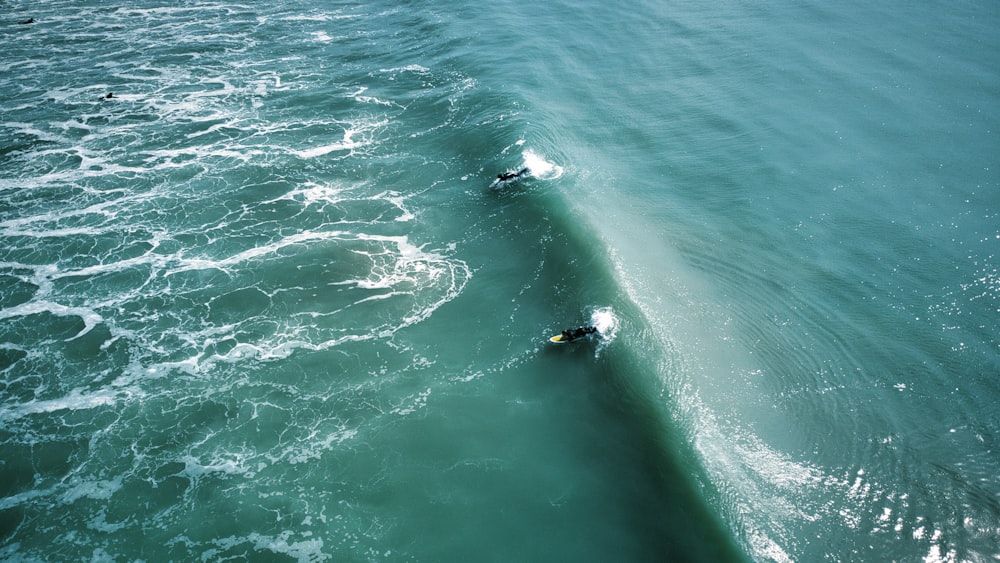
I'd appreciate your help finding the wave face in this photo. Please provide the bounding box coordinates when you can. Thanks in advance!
[518,2,1000,562]
[2,0,998,561]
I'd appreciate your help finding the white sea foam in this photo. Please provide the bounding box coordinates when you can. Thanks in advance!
[378,64,430,75]
[310,31,333,43]
[139,224,471,366]
[390,388,431,416]
[350,87,396,107]
[0,5,482,560]
[589,306,620,357]
[61,477,123,504]
[522,149,564,181]
[0,300,103,340]
[285,426,359,465]
[0,388,124,422]
[201,532,328,562]
[289,119,387,159]
[281,14,333,22]
[590,306,619,340]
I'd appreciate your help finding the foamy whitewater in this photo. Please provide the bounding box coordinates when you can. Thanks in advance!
[1,1,997,561]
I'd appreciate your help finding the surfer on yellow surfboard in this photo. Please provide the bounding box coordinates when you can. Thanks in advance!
[549,326,598,343]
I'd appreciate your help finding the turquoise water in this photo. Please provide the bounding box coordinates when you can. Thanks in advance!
[2,0,997,561]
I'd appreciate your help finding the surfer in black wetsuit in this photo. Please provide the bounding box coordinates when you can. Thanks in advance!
[495,167,528,182]
[103,92,116,99]
[20,18,35,25]
[490,166,531,189]
[560,326,598,342]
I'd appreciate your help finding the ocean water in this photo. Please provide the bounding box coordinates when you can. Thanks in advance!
[1,0,997,561]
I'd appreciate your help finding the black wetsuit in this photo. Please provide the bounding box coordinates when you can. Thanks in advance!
[497,167,528,182]
[562,326,597,341]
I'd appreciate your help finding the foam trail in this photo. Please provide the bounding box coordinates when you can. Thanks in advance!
[591,306,619,357]
[591,307,618,339]
[522,149,564,180]
[0,300,103,340]
[0,388,121,422]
